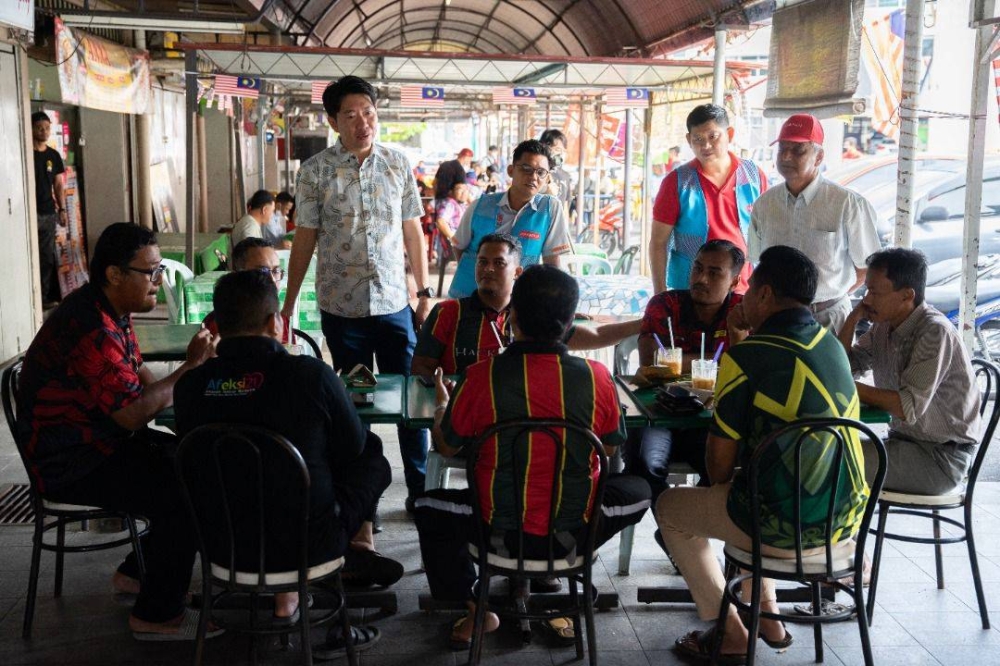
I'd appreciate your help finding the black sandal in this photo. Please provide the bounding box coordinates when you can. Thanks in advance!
[674,627,747,665]
[313,625,381,659]
[737,609,793,649]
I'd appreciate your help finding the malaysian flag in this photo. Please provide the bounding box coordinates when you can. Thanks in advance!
[311,81,331,105]
[604,87,649,108]
[214,74,261,99]
[492,87,536,106]
[861,9,904,140]
[400,85,445,107]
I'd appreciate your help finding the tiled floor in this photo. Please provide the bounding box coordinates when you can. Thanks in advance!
[3,420,1000,665]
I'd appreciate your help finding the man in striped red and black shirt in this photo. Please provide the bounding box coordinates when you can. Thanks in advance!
[413,265,651,650]
[412,232,641,378]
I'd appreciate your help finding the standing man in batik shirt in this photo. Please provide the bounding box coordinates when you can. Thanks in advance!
[283,75,433,511]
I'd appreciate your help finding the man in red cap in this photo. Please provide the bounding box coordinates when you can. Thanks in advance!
[747,113,881,333]
[434,147,476,202]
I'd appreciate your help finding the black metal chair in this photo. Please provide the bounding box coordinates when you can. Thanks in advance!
[713,417,888,666]
[175,423,355,666]
[465,418,609,666]
[1,359,148,639]
[613,245,639,275]
[868,358,1000,630]
[292,328,322,358]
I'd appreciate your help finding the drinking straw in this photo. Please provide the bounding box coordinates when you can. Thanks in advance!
[712,341,725,363]
[667,318,676,348]
[701,332,706,360]
[652,332,666,351]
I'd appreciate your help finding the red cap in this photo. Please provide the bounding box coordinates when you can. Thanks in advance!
[458,148,474,158]
[771,114,824,145]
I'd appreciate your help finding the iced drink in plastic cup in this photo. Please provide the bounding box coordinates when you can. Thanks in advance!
[655,347,683,376]
[691,359,718,391]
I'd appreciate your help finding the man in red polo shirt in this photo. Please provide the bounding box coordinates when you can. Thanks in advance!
[649,104,767,294]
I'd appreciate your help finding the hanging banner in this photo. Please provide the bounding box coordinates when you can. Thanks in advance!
[55,17,152,114]
[57,167,89,297]
[0,1,34,32]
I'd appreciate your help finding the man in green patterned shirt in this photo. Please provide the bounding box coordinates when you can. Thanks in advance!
[657,245,868,663]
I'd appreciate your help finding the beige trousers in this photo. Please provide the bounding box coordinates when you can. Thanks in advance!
[655,482,806,621]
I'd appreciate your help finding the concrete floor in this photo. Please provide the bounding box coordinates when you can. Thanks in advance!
[3,409,1000,664]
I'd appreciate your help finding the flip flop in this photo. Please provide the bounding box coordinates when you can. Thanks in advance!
[793,599,857,618]
[449,617,473,651]
[132,608,225,642]
[539,616,576,646]
[737,610,793,649]
[313,625,381,659]
[674,627,747,666]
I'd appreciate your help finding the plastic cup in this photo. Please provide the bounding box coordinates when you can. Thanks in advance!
[691,359,718,391]
[655,347,683,376]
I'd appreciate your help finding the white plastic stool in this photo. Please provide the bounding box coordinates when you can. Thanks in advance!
[424,451,466,491]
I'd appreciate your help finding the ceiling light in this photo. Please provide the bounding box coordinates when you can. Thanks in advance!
[59,13,247,35]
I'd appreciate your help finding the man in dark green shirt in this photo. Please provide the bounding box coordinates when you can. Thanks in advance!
[657,245,868,662]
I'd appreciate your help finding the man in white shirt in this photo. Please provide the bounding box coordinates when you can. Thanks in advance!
[748,114,882,333]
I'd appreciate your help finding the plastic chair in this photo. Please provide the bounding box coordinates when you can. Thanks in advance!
[713,417,888,666]
[160,258,195,324]
[175,424,356,666]
[2,360,148,639]
[614,245,639,275]
[465,419,609,666]
[868,358,1000,630]
[561,255,613,277]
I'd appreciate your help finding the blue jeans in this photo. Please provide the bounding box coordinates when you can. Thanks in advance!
[321,306,429,496]
[623,427,709,499]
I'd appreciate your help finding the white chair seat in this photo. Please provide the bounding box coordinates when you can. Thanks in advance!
[210,556,344,586]
[41,499,103,512]
[723,540,857,576]
[880,489,966,506]
[468,544,578,572]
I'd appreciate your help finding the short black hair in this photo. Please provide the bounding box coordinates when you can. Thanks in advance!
[686,104,729,132]
[231,237,274,271]
[511,265,578,342]
[669,145,681,154]
[511,139,551,166]
[697,239,745,278]
[488,144,498,151]
[752,245,817,305]
[477,231,522,263]
[213,270,280,338]
[867,247,927,306]
[247,190,275,211]
[321,75,377,116]
[539,129,567,147]
[89,223,157,288]
[275,191,294,205]
[31,111,50,125]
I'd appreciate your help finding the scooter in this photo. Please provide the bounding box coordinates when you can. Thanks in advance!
[576,195,624,255]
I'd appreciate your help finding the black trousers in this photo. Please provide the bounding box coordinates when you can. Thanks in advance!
[414,474,651,602]
[46,429,194,623]
[36,213,59,302]
[623,427,709,499]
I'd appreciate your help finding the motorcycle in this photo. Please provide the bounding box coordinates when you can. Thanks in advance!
[576,194,624,255]
[924,254,1000,361]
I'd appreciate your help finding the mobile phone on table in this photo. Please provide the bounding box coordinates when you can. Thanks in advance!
[351,392,375,407]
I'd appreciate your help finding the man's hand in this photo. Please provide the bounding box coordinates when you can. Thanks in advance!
[434,367,454,404]
[837,301,871,352]
[414,297,431,327]
[186,328,218,367]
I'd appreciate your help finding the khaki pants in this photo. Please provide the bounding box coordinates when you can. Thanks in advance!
[656,483,810,621]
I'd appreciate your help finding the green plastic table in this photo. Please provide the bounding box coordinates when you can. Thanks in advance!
[158,233,229,274]
[134,323,202,362]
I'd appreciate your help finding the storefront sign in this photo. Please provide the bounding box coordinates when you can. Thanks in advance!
[0,1,34,32]
[55,17,151,114]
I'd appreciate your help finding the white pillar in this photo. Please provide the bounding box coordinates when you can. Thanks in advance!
[712,28,727,106]
[892,0,926,248]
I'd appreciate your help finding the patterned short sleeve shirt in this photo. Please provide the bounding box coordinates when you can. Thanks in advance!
[295,140,423,317]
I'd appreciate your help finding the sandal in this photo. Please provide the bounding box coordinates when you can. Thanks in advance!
[273,593,314,627]
[674,627,746,666]
[736,609,793,649]
[312,625,381,659]
[449,612,501,650]
[132,608,225,642]
[540,616,576,646]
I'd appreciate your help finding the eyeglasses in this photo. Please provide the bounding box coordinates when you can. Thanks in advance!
[256,266,286,281]
[514,163,549,180]
[123,265,167,283]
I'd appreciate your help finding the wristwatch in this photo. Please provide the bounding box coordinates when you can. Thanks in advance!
[416,287,435,299]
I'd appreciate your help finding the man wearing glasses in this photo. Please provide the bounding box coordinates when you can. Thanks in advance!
[447,139,571,299]
[18,223,219,639]
[649,104,767,295]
